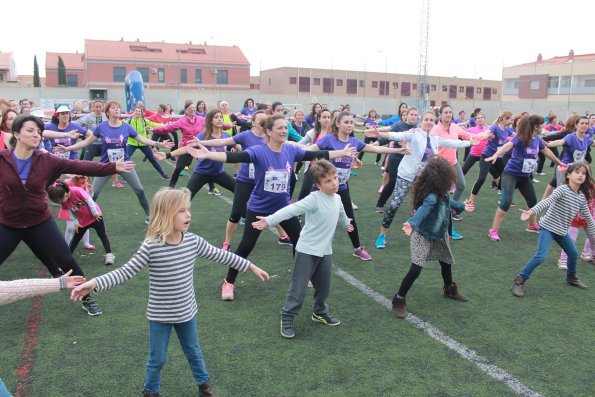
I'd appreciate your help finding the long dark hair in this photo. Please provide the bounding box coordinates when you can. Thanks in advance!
[565,161,594,202]
[314,109,331,141]
[411,156,456,209]
[515,115,544,147]
[204,109,222,140]
[46,180,70,203]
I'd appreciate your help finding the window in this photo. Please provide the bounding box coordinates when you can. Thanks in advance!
[113,67,126,82]
[431,84,436,91]
[584,79,595,87]
[379,81,389,96]
[449,85,457,99]
[392,82,399,88]
[323,77,334,93]
[0,73,3,81]
[483,88,492,100]
[442,85,448,92]
[136,67,149,82]
[513,81,520,89]
[313,78,321,86]
[459,86,464,93]
[412,83,417,90]
[492,88,498,94]
[430,100,436,107]
[289,77,297,85]
[476,87,482,94]
[548,76,559,89]
[465,86,474,99]
[216,70,228,84]
[560,76,571,87]
[180,69,187,84]
[195,69,202,83]
[299,77,310,93]
[336,79,343,87]
[250,83,256,89]
[66,74,78,87]
[347,79,357,94]
[158,68,165,83]
[371,81,378,88]
[529,80,539,90]
[401,82,411,97]
[358,80,365,87]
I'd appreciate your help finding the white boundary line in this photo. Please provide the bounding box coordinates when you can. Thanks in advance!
[162,161,544,397]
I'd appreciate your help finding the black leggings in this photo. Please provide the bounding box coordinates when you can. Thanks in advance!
[226,209,302,284]
[377,156,402,207]
[337,187,360,249]
[357,137,381,163]
[471,156,504,196]
[169,153,194,188]
[69,218,112,253]
[397,261,452,298]
[298,168,315,201]
[229,180,253,223]
[0,218,91,299]
[186,172,236,200]
[499,172,537,212]
[152,131,179,151]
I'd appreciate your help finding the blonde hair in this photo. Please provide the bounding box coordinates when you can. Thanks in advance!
[146,188,191,244]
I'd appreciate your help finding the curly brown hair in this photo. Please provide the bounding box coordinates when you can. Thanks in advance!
[411,156,456,209]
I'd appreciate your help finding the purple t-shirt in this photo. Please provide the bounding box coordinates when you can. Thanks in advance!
[363,117,378,127]
[504,136,545,177]
[12,152,32,183]
[240,107,256,117]
[233,130,267,184]
[45,122,88,160]
[316,134,366,191]
[245,144,307,213]
[92,122,138,163]
[194,132,231,175]
[482,125,511,157]
[561,133,592,164]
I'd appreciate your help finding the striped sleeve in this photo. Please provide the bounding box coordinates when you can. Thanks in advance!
[531,186,564,216]
[94,242,151,292]
[195,236,251,273]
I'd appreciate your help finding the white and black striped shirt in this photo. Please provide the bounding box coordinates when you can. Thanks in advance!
[95,232,251,323]
[532,184,595,236]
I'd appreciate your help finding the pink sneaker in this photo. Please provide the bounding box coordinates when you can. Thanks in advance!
[221,279,234,301]
[488,228,500,242]
[83,244,96,251]
[222,241,230,251]
[526,223,540,233]
[112,182,124,188]
[353,247,372,261]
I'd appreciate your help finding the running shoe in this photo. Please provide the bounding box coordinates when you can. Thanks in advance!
[221,279,234,301]
[83,244,96,251]
[208,187,222,196]
[112,181,124,188]
[144,216,150,225]
[280,317,295,339]
[580,252,593,262]
[311,312,340,326]
[488,228,500,241]
[278,236,293,246]
[451,227,463,240]
[557,258,567,270]
[526,224,540,233]
[222,241,231,251]
[352,202,358,210]
[374,234,386,249]
[353,247,372,261]
[105,253,116,266]
[82,296,102,316]
[451,213,462,221]
[375,206,384,213]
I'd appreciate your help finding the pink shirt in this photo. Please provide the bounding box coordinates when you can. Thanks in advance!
[59,186,101,228]
[431,123,471,165]
[467,125,490,157]
[152,115,205,147]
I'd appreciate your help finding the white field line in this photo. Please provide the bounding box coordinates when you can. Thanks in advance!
[165,161,544,397]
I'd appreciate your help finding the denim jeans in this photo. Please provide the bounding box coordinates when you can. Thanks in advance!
[144,316,209,393]
[519,227,577,280]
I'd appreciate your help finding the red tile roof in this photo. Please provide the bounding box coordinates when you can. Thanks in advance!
[513,53,595,67]
[45,52,85,69]
[84,39,249,66]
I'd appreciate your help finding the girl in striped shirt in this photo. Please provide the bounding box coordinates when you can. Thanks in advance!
[71,188,269,397]
[512,161,595,297]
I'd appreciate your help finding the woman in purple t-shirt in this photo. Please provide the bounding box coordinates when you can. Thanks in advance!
[312,111,410,261]
[186,114,355,301]
[484,115,563,242]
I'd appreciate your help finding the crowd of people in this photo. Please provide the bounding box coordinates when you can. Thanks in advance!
[1,95,594,397]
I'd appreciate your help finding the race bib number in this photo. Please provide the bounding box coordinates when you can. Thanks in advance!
[107,148,125,162]
[522,158,537,173]
[264,170,289,193]
[336,167,351,184]
[248,163,255,179]
[54,150,70,159]
[573,149,586,162]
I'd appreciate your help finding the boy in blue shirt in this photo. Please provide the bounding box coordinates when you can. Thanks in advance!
[252,160,353,338]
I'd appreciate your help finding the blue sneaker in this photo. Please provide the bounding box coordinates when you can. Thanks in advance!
[451,227,463,240]
[374,234,386,249]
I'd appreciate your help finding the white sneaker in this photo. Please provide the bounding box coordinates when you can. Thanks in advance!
[105,253,116,265]
[352,202,358,210]
[580,252,592,262]
[557,258,567,270]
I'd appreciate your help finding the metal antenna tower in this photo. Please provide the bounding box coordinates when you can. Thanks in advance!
[416,0,430,111]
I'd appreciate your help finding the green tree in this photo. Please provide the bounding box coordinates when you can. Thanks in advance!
[58,56,66,85]
[33,56,40,87]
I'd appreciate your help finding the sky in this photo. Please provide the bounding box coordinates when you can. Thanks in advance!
[3,0,594,81]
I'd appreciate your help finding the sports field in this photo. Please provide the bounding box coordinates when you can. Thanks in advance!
[1,137,593,397]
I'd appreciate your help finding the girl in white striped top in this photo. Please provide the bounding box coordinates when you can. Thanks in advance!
[71,188,269,397]
[512,161,595,297]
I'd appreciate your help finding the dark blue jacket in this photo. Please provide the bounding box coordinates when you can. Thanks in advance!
[407,193,464,240]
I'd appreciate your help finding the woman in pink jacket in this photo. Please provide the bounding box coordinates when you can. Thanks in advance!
[153,101,205,188]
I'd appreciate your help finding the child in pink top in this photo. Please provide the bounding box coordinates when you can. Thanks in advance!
[59,176,95,250]
[48,180,115,265]
[558,186,595,269]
